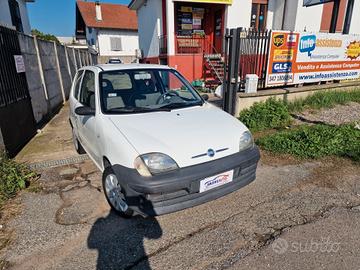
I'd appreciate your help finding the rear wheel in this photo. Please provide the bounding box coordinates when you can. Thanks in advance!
[72,128,85,154]
[102,167,134,218]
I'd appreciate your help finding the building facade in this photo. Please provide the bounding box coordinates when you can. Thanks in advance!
[129,0,360,82]
[76,0,139,63]
[0,0,34,35]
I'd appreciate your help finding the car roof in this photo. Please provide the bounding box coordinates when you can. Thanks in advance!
[86,63,172,72]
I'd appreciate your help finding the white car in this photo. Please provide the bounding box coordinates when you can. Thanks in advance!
[69,64,260,217]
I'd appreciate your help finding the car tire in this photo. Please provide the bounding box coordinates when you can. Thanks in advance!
[72,128,86,154]
[102,167,134,218]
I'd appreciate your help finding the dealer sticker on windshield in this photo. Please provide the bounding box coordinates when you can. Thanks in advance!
[199,170,234,193]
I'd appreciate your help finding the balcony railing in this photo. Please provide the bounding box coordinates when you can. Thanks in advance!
[159,35,167,55]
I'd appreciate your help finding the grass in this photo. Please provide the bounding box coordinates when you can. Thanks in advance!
[238,88,360,132]
[0,154,37,207]
[256,124,360,161]
[239,98,292,132]
[287,88,360,113]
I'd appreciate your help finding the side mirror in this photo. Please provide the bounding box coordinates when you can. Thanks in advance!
[75,106,95,116]
[201,94,209,101]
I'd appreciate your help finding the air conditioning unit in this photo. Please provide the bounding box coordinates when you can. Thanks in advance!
[245,74,258,93]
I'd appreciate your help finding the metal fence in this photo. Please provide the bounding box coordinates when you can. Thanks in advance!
[224,28,271,90]
[0,26,30,107]
[223,27,271,114]
[0,25,36,156]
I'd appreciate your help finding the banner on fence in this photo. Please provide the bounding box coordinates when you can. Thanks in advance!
[266,31,360,87]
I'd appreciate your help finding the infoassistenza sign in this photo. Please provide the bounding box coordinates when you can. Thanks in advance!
[266,31,360,87]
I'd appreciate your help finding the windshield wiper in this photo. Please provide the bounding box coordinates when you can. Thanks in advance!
[157,101,203,110]
[106,106,171,114]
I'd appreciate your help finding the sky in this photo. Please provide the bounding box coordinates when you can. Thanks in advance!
[28,0,130,37]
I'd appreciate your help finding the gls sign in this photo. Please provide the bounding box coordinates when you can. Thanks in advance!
[272,62,292,73]
[299,35,316,56]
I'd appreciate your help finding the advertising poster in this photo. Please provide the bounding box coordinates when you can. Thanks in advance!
[266,31,360,87]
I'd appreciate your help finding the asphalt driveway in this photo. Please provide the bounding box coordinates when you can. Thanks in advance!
[2,104,360,270]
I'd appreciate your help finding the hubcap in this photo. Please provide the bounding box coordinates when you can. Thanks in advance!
[104,174,128,212]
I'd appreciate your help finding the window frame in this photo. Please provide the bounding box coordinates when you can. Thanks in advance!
[110,37,123,51]
[8,0,23,33]
[73,70,85,101]
[250,2,268,32]
[78,70,96,109]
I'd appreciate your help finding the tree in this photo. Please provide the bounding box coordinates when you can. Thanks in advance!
[31,29,60,43]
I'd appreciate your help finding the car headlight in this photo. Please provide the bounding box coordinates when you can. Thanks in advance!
[239,131,254,152]
[134,153,179,176]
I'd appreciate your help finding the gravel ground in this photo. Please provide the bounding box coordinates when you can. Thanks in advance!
[296,102,360,126]
[1,156,360,270]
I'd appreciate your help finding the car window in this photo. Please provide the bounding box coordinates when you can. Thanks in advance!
[99,69,202,113]
[73,70,84,100]
[159,71,195,100]
[102,72,132,90]
[79,70,96,109]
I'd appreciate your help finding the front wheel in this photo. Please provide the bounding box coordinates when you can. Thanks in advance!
[102,167,134,218]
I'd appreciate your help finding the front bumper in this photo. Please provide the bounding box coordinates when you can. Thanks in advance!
[112,146,260,216]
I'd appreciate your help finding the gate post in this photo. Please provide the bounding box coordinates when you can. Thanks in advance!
[223,27,241,115]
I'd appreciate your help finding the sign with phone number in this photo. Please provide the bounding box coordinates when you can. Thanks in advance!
[266,31,360,87]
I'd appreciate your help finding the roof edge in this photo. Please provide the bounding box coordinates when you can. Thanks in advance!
[128,0,145,10]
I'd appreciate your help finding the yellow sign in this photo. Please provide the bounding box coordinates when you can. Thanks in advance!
[180,6,192,12]
[174,0,232,4]
[346,41,360,60]
[273,49,294,61]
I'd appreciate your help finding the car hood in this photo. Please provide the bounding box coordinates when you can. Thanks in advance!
[106,103,249,168]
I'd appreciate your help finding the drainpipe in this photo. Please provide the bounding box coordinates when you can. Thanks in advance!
[330,0,340,33]
[281,0,288,30]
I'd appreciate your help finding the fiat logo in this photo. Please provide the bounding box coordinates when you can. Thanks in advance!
[207,149,215,157]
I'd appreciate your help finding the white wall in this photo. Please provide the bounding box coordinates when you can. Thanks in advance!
[225,0,251,29]
[97,29,139,57]
[137,0,163,58]
[0,0,32,34]
[0,0,13,28]
[294,0,323,32]
[349,0,360,34]
[266,0,322,32]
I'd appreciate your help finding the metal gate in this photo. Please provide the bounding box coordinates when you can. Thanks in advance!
[0,26,36,157]
[223,28,271,114]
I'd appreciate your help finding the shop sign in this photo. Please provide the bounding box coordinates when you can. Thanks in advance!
[266,31,360,87]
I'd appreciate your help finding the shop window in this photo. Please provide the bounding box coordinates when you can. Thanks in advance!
[250,2,268,31]
[8,0,23,33]
[175,5,205,37]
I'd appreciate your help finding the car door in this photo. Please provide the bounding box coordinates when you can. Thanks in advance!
[77,70,101,165]
[70,70,84,133]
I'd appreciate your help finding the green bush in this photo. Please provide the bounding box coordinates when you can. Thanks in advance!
[256,124,360,161]
[239,98,292,132]
[287,88,360,112]
[0,154,36,207]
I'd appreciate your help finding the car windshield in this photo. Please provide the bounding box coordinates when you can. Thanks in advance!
[99,69,203,114]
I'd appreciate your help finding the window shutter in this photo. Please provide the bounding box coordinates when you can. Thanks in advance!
[110,37,122,51]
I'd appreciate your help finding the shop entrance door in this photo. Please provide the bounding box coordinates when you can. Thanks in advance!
[213,9,223,53]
